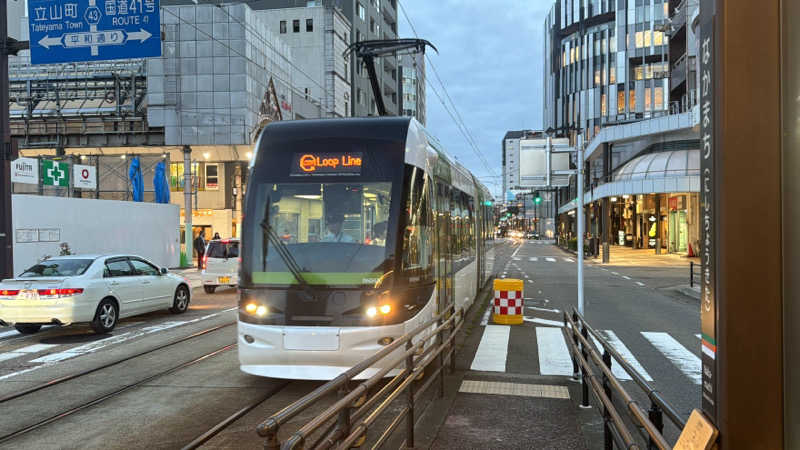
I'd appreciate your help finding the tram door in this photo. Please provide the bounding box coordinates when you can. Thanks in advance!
[435,181,454,314]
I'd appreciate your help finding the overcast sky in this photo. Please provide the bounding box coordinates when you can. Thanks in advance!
[397,0,552,198]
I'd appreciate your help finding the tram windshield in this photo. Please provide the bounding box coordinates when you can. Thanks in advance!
[247,181,394,285]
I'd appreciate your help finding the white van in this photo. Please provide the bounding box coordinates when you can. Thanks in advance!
[201,239,240,294]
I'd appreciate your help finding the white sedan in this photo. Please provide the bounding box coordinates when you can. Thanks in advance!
[0,255,191,334]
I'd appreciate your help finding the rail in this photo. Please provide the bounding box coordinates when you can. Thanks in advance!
[563,308,688,449]
[256,303,463,449]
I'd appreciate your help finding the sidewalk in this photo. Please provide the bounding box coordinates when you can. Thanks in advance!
[594,244,699,268]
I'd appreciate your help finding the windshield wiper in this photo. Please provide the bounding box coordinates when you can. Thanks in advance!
[259,199,316,297]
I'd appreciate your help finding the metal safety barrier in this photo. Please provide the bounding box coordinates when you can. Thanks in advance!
[256,303,463,450]
[690,261,701,288]
[563,308,688,450]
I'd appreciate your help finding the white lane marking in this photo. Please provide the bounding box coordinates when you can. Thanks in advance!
[545,257,556,262]
[470,325,510,372]
[524,317,564,327]
[622,275,631,280]
[511,242,524,259]
[529,257,538,262]
[641,332,701,385]
[28,307,237,365]
[636,282,646,287]
[695,334,701,339]
[588,335,631,380]
[598,330,653,382]
[512,257,521,261]
[0,343,60,362]
[526,306,561,314]
[564,258,575,263]
[0,330,19,339]
[611,272,619,275]
[601,268,609,272]
[480,305,492,326]
[536,327,573,376]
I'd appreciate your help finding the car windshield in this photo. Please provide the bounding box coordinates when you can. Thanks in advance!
[19,259,94,278]
[247,181,393,285]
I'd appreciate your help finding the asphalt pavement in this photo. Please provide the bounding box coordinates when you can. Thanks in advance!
[453,238,701,446]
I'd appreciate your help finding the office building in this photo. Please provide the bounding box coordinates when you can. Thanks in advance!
[399,52,425,125]
[544,0,701,257]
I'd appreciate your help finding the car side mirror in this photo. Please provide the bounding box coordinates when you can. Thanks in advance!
[160,268,168,275]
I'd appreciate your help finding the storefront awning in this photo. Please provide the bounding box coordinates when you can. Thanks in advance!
[558,150,700,213]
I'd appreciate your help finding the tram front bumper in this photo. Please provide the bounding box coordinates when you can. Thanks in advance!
[237,321,407,380]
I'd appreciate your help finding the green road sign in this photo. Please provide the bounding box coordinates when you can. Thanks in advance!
[42,160,70,187]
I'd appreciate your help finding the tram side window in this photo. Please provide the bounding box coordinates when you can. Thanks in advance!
[436,182,451,258]
[402,166,433,281]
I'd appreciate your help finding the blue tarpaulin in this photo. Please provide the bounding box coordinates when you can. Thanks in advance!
[128,157,144,202]
[153,161,170,204]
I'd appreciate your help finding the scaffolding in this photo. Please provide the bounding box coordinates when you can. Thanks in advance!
[8,58,164,149]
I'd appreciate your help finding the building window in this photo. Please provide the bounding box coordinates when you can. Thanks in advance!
[357,2,365,21]
[280,20,287,34]
[618,90,625,114]
[306,19,313,32]
[629,90,636,111]
[356,30,361,42]
[370,17,375,33]
[169,162,202,192]
[307,0,317,6]
[645,87,652,111]
[293,19,300,33]
[601,93,607,116]
[205,164,219,190]
[655,86,664,110]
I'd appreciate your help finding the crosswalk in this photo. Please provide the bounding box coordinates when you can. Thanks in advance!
[470,322,700,386]
[524,257,575,263]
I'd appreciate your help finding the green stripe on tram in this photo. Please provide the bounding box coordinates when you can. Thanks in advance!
[252,272,383,285]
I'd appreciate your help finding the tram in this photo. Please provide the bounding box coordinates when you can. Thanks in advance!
[237,117,496,380]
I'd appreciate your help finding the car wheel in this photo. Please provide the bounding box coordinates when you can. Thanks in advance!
[14,324,42,334]
[171,285,190,314]
[91,299,118,334]
[203,285,216,294]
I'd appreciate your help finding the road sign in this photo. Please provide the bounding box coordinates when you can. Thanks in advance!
[42,160,70,187]
[73,164,97,189]
[28,0,161,65]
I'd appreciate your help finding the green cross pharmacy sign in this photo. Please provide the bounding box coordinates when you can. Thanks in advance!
[42,160,70,187]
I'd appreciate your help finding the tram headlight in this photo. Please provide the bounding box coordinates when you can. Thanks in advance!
[366,304,392,318]
[244,302,268,317]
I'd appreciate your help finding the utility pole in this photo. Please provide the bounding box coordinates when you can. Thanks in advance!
[0,1,11,280]
[183,146,193,268]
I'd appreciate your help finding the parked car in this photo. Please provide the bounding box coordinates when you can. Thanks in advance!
[0,255,191,334]
[526,231,539,240]
[201,238,240,294]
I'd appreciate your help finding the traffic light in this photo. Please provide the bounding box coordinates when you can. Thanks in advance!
[534,191,542,204]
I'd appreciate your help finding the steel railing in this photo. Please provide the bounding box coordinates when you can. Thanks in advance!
[563,308,687,449]
[690,261,701,288]
[256,303,463,450]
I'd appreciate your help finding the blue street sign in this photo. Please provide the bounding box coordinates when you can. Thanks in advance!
[28,0,161,64]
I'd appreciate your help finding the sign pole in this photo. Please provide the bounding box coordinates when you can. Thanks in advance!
[577,137,585,316]
[0,2,14,280]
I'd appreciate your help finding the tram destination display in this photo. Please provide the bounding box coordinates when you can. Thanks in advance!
[291,152,363,176]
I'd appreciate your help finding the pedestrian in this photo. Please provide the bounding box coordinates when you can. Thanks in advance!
[194,232,206,270]
[213,232,221,240]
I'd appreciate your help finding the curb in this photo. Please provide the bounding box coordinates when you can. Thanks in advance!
[677,285,701,301]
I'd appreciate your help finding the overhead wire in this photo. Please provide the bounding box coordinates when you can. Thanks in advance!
[396,0,500,188]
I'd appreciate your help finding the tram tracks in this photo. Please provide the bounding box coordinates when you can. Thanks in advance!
[0,321,238,445]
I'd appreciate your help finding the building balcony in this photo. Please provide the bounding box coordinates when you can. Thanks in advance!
[671,52,688,88]
[671,0,688,32]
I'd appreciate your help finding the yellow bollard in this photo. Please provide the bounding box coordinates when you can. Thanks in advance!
[492,279,524,325]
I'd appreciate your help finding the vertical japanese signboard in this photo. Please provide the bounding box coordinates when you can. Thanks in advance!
[699,0,717,421]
